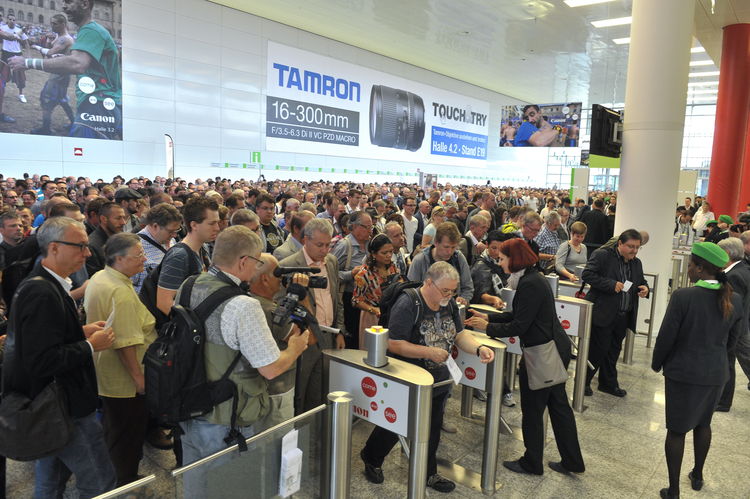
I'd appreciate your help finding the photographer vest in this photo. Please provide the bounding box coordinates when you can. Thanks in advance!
[185,271,270,427]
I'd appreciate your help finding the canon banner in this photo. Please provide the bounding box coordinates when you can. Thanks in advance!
[266,42,490,167]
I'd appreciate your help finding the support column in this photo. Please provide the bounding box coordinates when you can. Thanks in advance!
[613,0,694,328]
[710,24,750,216]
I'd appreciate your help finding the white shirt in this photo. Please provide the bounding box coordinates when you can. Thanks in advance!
[43,265,93,354]
[1,24,27,53]
[402,212,419,253]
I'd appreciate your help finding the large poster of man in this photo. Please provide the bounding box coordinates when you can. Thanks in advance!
[499,102,581,148]
[0,0,122,140]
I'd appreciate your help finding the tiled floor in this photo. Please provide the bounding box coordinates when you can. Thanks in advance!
[5,334,750,497]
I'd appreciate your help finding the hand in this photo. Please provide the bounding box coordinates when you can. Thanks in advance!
[291,273,309,287]
[478,346,494,364]
[351,265,363,277]
[475,242,487,253]
[614,281,624,293]
[335,333,346,349]
[88,327,115,352]
[0,335,6,348]
[569,274,579,283]
[8,56,26,71]
[287,327,310,354]
[82,321,107,339]
[456,296,468,306]
[134,373,146,395]
[370,306,381,316]
[468,309,488,321]
[637,285,649,298]
[465,316,488,331]
[491,297,505,310]
[427,347,449,363]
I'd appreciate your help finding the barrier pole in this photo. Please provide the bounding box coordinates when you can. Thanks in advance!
[326,391,353,499]
[460,385,474,418]
[623,329,635,365]
[572,301,593,413]
[481,343,505,495]
[646,274,659,348]
[408,384,432,499]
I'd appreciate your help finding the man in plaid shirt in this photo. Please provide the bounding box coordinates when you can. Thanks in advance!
[533,211,562,270]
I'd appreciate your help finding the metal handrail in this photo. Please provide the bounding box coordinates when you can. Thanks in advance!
[92,475,156,499]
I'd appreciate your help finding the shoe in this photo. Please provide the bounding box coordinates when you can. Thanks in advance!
[688,470,703,491]
[503,393,516,407]
[30,127,52,135]
[714,405,730,412]
[18,94,27,103]
[598,386,627,397]
[548,461,584,475]
[145,428,173,450]
[426,474,455,493]
[441,421,458,433]
[659,487,679,498]
[0,114,15,123]
[474,389,487,402]
[502,459,541,475]
[360,449,384,484]
[584,386,593,396]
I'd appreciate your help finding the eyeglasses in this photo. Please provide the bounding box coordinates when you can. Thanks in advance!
[126,251,146,259]
[242,254,265,268]
[52,240,88,252]
[357,223,373,230]
[431,281,457,298]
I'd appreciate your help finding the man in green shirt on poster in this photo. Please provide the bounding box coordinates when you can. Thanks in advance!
[8,0,122,140]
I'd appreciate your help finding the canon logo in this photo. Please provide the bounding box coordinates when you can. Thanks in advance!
[80,113,115,123]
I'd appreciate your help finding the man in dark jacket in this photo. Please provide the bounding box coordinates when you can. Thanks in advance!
[579,199,609,254]
[582,229,649,397]
[2,216,116,497]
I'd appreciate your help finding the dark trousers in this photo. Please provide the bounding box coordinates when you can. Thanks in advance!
[101,395,148,486]
[586,313,629,390]
[343,291,360,349]
[362,388,450,477]
[294,343,324,415]
[518,363,585,474]
[718,350,737,409]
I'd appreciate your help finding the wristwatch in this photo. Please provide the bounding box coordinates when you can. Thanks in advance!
[476,345,483,357]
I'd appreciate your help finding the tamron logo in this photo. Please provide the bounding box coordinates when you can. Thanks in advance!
[272,63,361,102]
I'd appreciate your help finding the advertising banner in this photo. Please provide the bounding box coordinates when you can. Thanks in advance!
[499,102,581,148]
[266,42,490,167]
[0,0,122,140]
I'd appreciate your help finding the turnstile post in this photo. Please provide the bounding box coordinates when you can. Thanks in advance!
[408,384,432,499]
[572,301,593,413]
[460,385,474,418]
[481,344,505,495]
[326,391,353,499]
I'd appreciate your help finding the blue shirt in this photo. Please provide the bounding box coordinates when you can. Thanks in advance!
[513,121,537,147]
[32,213,45,228]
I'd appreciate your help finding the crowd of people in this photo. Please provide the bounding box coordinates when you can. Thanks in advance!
[0,172,747,497]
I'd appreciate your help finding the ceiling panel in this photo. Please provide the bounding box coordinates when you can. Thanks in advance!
[212,0,734,105]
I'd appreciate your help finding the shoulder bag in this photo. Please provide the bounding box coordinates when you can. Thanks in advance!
[522,281,569,390]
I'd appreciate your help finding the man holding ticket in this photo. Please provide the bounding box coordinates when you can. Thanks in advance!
[582,229,649,398]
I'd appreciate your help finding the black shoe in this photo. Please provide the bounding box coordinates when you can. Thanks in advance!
[503,459,542,475]
[30,126,52,135]
[548,461,582,475]
[426,474,455,493]
[473,389,487,402]
[360,449,384,484]
[659,487,679,498]
[145,428,173,450]
[0,114,15,123]
[584,386,593,396]
[688,470,703,491]
[598,386,627,397]
[714,405,730,412]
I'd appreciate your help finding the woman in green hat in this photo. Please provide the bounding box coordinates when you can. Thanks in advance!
[652,242,744,498]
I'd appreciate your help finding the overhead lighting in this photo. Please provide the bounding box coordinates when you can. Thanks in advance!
[613,37,630,44]
[564,0,615,6]
[591,16,632,28]
[689,60,713,66]
[689,70,720,77]
[688,81,719,87]
[691,47,706,53]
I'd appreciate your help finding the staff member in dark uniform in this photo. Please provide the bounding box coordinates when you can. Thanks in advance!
[582,229,649,397]
[652,242,744,499]
[466,238,584,476]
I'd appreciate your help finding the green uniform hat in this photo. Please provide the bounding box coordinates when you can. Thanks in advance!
[705,220,718,226]
[692,241,729,268]
[719,214,734,225]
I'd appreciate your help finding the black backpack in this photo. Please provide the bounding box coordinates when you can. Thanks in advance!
[138,242,201,329]
[377,279,424,328]
[143,275,248,451]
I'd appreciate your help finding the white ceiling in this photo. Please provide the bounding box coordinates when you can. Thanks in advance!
[213,0,748,105]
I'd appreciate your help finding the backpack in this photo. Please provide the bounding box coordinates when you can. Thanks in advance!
[1,240,40,310]
[377,279,424,328]
[143,275,249,450]
[138,242,201,329]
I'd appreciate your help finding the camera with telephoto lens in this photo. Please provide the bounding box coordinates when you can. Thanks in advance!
[272,267,339,337]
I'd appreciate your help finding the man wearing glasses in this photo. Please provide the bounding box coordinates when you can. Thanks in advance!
[177,226,310,498]
[582,229,649,399]
[131,203,182,294]
[400,195,423,254]
[254,193,287,254]
[513,104,559,147]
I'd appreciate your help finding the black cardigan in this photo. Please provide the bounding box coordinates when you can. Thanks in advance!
[485,269,570,366]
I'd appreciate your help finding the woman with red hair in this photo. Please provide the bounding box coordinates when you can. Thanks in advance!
[466,238,584,476]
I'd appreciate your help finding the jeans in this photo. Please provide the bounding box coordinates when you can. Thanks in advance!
[34,412,116,499]
[179,417,266,499]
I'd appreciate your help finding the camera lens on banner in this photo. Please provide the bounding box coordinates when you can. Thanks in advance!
[369,84,425,152]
